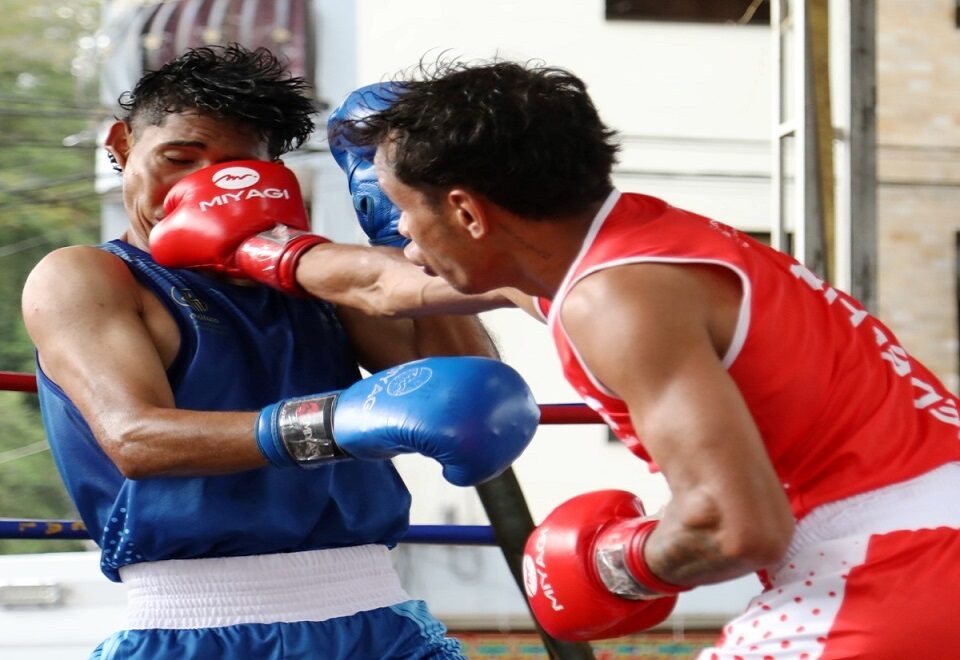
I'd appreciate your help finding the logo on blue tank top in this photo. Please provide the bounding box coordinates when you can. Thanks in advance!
[171,287,208,312]
[169,286,220,327]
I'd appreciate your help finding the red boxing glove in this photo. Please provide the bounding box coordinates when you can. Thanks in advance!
[150,160,330,294]
[521,490,686,641]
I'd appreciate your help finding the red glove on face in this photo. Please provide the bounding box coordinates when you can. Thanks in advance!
[150,160,330,294]
[522,490,686,642]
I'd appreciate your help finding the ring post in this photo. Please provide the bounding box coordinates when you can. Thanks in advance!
[476,468,596,660]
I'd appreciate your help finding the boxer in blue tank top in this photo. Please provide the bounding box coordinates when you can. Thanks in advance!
[22,45,497,660]
[39,240,411,578]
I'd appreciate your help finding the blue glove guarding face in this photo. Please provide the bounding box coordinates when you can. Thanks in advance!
[327,82,408,247]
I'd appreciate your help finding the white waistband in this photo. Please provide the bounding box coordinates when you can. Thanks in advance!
[119,545,410,630]
[781,462,960,566]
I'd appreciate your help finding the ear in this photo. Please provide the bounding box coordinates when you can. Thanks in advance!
[447,188,489,239]
[104,121,134,170]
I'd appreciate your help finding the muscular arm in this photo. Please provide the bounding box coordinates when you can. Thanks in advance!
[300,243,535,370]
[296,242,525,317]
[22,247,266,479]
[561,263,794,587]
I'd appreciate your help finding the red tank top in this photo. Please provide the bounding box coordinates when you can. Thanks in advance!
[538,191,960,518]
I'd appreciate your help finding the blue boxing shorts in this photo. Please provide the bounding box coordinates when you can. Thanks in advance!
[90,545,464,659]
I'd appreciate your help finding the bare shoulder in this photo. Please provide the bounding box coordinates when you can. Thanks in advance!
[24,246,135,298]
[562,263,703,326]
[558,263,728,391]
[22,246,140,336]
[561,262,738,330]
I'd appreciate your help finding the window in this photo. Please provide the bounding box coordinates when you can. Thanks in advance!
[606,0,770,25]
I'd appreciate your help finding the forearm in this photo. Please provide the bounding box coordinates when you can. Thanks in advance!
[296,243,510,316]
[643,518,759,587]
[92,407,265,479]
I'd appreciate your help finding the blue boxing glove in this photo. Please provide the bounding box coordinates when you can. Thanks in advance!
[255,356,540,486]
[327,82,407,247]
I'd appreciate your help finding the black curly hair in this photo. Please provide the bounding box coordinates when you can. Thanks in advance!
[338,58,620,219]
[117,44,318,158]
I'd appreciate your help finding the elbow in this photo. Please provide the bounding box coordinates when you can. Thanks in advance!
[115,463,149,481]
[115,457,154,481]
[722,520,793,569]
[346,283,408,318]
[676,489,794,572]
[102,437,150,480]
[95,420,157,480]
[732,491,795,568]
[366,296,405,319]
[349,253,415,318]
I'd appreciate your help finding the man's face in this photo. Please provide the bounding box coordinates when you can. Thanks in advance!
[105,111,270,249]
[375,146,490,294]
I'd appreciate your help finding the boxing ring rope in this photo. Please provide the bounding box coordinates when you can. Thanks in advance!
[0,370,40,393]
[0,369,604,543]
[0,518,501,544]
[1,371,604,421]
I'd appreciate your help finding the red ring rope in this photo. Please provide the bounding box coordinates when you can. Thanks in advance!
[0,371,604,423]
[0,371,38,393]
[0,370,604,540]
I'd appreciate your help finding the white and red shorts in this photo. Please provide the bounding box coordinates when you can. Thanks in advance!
[699,462,960,659]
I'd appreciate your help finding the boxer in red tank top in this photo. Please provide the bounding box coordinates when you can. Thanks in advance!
[199,61,960,658]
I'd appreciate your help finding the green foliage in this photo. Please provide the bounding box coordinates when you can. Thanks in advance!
[1,0,102,371]
[0,392,87,553]
[0,0,101,553]
[0,0,102,236]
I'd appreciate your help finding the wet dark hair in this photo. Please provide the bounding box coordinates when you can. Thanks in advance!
[117,44,318,158]
[339,58,620,219]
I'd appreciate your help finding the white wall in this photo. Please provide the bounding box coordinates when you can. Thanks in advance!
[352,0,772,229]
[352,0,768,137]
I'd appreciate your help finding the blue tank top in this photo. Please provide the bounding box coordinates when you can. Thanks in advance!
[37,240,411,581]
